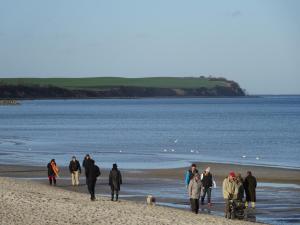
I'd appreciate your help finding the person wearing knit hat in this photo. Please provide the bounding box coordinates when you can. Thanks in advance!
[222,171,239,219]
[200,166,214,207]
[229,171,236,178]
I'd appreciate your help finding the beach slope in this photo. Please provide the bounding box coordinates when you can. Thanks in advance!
[0,177,257,225]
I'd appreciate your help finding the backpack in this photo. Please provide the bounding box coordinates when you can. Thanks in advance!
[94,165,101,177]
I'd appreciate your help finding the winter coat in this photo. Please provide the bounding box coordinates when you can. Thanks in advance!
[69,160,81,173]
[236,178,245,201]
[83,158,94,177]
[185,169,198,186]
[222,177,238,199]
[201,172,213,188]
[188,178,202,199]
[86,163,101,182]
[244,175,257,202]
[82,158,89,168]
[47,162,56,177]
[109,168,122,191]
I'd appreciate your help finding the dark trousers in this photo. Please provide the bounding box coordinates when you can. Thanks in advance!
[224,199,230,217]
[48,176,56,185]
[87,180,96,199]
[201,187,212,204]
[111,186,119,201]
[224,199,236,218]
[190,198,199,214]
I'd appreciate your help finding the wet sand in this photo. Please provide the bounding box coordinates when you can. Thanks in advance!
[141,162,300,185]
[1,162,300,225]
[1,162,299,183]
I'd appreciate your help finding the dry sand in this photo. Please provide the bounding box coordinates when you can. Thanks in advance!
[0,177,258,225]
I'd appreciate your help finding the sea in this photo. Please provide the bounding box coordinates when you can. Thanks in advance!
[0,96,299,169]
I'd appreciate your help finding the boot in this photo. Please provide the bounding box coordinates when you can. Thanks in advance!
[200,197,204,205]
[116,193,119,201]
[111,193,114,201]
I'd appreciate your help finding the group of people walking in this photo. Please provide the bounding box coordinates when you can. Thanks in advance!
[185,163,257,217]
[48,159,257,218]
[185,164,216,214]
[47,154,122,201]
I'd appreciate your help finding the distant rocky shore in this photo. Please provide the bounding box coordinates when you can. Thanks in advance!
[0,84,245,99]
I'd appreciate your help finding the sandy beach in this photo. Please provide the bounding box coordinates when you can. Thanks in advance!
[0,176,259,225]
[1,162,300,224]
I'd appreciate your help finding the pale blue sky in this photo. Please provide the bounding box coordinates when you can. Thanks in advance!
[0,0,299,94]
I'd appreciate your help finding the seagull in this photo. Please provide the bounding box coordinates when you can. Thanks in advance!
[190,150,194,153]
[242,155,246,158]
[174,139,178,143]
[163,149,168,152]
[119,150,123,153]
[171,149,175,152]
[256,157,260,160]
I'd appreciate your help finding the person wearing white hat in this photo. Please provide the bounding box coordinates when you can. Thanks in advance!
[201,167,214,207]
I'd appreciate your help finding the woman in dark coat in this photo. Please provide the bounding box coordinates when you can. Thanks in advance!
[244,171,257,208]
[109,163,122,201]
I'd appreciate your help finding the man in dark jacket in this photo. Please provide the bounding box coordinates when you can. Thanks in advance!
[82,154,93,184]
[244,171,257,208]
[109,163,122,201]
[85,159,101,201]
[201,167,213,207]
[69,156,81,186]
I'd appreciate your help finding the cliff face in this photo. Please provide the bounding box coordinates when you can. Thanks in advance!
[0,83,245,99]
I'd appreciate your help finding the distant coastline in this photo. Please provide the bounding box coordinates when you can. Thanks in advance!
[0,77,245,99]
[0,99,20,105]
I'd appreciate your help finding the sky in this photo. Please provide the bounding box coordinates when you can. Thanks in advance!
[0,0,299,94]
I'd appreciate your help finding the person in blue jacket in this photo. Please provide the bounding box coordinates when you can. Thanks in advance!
[185,163,198,187]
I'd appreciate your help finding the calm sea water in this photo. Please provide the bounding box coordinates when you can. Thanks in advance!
[0,96,299,169]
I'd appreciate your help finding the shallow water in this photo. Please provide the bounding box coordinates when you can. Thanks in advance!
[0,96,300,169]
